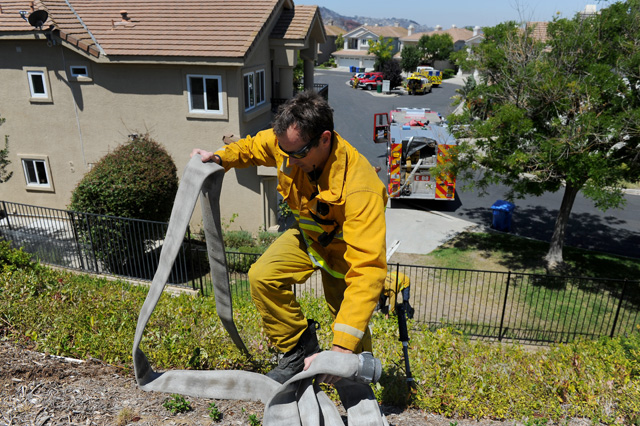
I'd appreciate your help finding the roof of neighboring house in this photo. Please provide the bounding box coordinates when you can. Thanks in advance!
[324,24,345,37]
[526,21,549,42]
[402,27,474,43]
[332,49,374,58]
[345,24,408,39]
[0,0,319,60]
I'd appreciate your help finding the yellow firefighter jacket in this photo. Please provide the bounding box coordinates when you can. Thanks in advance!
[215,129,388,350]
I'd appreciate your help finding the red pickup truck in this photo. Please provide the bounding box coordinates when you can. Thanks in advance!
[357,72,384,90]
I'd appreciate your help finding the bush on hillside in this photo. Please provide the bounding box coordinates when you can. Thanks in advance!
[69,133,178,220]
[68,134,178,274]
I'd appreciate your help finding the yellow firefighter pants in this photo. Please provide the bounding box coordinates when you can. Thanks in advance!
[248,227,372,353]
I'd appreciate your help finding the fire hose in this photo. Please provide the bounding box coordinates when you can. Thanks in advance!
[132,155,388,425]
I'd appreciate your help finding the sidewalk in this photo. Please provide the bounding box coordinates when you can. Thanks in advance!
[385,204,478,255]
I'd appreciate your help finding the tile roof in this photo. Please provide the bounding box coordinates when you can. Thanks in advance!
[402,27,473,43]
[270,4,317,40]
[359,24,408,38]
[526,21,548,42]
[0,0,320,59]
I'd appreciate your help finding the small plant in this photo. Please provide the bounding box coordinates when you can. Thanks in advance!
[162,394,192,414]
[248,413,262,426]
[208,402,222,422]
[115,407,139,426]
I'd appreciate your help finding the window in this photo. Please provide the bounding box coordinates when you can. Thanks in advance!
[243,69,266,111]
[70,66,88,77]
[348,38,358,49]
[27,71,47,98]
[22,158,50,188]
[187,74,222,114]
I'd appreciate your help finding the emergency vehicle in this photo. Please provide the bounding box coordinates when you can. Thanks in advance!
[414,66,442,87]
[373,108,456,200]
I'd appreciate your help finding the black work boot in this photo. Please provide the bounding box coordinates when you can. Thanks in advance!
[266,319,320,384]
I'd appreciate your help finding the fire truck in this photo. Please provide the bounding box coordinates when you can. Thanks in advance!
[373,107,456,200]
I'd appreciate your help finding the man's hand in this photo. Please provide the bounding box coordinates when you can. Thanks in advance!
[190,149,219,164]
[303,345,353,385]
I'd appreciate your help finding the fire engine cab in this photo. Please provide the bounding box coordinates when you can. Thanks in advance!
[374,107,456,200]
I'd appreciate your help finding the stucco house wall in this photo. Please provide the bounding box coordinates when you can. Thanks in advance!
[0,0,324,234]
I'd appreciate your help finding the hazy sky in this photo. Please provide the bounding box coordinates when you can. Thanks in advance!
[310,0,604,28]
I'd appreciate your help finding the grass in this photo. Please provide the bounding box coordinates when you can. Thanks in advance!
[2,241,640,424]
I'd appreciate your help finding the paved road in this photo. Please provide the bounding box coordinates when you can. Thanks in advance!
[316,69,640,259]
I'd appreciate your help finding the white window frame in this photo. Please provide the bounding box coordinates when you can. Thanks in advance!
[27,70,49,99]
[69,65,88,77]
[186,74,223,115]
[20,156,54,191]
[243,69,266,111]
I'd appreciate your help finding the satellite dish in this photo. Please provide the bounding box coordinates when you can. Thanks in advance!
[28,10,48,29]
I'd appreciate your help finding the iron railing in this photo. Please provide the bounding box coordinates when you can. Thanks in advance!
[1,200,638,344]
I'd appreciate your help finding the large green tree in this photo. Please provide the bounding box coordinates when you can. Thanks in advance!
[448,1,640,269]
[368,36,394,70]
[417,33,454,65]
[0,115,13,184]
[400,45,421,73]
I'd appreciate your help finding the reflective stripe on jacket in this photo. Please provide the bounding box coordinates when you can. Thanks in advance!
[215,129,388,350]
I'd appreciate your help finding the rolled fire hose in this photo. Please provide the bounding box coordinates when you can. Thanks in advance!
[132,155,388,426]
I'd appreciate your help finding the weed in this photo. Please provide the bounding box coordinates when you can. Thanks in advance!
[208,402,222,422]
[248,413,261,426]
[162,394,192,414]
[115,407,138,426]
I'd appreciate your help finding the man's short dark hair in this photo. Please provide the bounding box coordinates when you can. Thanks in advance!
[273,91,334,144]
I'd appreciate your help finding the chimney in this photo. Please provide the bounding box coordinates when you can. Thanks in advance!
[408,24,414,36]
[435,25,442,31]
[473,25,480,36]
[451,24,457,29]
[394,22,399,27]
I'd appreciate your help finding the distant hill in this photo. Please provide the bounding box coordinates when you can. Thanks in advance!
[319,7,432,33]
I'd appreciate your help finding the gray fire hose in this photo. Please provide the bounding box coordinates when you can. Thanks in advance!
[132,155,388,425]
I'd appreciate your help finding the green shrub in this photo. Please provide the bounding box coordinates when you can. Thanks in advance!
[68,134,178,273]
[0,241,36,272]
[224,230,255,249]
[443,68,456,79]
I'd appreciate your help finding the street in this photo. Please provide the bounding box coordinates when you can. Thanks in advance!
[315,69,640,260]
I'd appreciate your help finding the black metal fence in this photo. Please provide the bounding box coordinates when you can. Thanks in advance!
[1,200,638,344]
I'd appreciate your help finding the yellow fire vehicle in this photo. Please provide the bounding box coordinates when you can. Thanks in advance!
[373,108,456,200]
[406,75,432,95]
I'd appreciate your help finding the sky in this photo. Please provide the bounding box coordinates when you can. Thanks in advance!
[310,0,605,28]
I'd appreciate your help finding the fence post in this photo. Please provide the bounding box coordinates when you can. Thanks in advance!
[1,201,12,230]
[610,278,628,338]
[67,211,85,270]
[498,271,511,341]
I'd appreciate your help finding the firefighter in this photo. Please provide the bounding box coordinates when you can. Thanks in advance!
[191,91,388,384]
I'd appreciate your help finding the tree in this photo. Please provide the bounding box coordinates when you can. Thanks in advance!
[335,34,344,51]
[417,33,454,65]
[448,1,640,270]
[69,134,179,273]
[368,37,393,71]
[381,60,403,89]
[0,115,13,184]
[400,45,421,74]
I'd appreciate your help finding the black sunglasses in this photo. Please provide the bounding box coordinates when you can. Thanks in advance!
[278,132,324,159]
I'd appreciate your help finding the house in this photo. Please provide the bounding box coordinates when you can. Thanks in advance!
[317,22,345,65]
[398,25,478,71]
[332,24,408,71]
[0,0,326,233]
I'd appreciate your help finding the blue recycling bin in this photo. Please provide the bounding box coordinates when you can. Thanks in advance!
[491,200,515,232]
[350,66,355,72]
